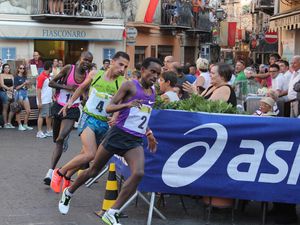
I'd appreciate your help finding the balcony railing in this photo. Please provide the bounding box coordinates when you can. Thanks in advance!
[253,0,274,15]
[31,0,104,22]
[161,0,212,32]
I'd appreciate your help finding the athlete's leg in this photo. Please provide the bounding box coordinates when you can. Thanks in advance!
[111,146,144,209]
[51,119,74,169]
[68,144,113,193]
[59,126,97,175]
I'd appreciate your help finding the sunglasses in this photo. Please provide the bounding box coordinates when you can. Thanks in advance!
[19,67,25,69]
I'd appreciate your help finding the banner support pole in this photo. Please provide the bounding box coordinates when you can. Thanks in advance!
[119,191,167,225]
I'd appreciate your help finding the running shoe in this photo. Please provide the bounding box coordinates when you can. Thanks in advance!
[59,188,72,215]
[45,130,53,137]
[4,123,15,128]
[102,210,122,225]
[63,133,70,152]
[36,131,46,138]
[62,177,71,191]
[23,124,33,130]
[18,124,26,131]
[43,169,53,185]
[50,168,63,193]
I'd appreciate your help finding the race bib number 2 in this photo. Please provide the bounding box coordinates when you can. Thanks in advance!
[123,105,152,135]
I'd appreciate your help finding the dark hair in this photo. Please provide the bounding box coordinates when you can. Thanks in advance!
[216,63,233,82]
[103,59,110,64]
[270,53,281,61]
[17,65,27,78]
[2,63,10,72]
[135,63,142,71]
[182,65,190,74]
[280,60,289,67]
[44,61,53,70]
[81,51,93,59]
[269,64,280,71]
[236,60,245,66]
[141,57,163,69]
[161,71,177,87]
[112,51,130,61]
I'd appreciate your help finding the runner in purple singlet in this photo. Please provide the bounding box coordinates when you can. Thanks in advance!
[58,57,162,225]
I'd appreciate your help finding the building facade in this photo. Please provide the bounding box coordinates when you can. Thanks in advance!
[0,0,125,71]
[124,0,214,70]
[270,0,300,61]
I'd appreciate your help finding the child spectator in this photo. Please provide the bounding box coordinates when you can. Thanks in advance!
[159,71,179,103]
[36,61,53,138]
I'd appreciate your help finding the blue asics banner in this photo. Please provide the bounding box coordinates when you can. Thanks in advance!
[112,109,300,204]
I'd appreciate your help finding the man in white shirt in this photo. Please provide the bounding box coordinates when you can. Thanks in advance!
[270,64,285,96]
[288,55,300,117]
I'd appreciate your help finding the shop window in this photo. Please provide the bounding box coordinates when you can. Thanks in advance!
[135,46,146,67]
[157,46,173,63]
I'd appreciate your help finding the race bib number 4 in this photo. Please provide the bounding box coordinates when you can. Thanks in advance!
[85,88,111,117]
[123,104,152,135]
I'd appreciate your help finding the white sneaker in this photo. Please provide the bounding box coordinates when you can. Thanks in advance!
[45,130,53,137]
[18,124,26,131]
[59,188,72,215]
[102,209,122,225]
[36,131,46,138]
[23,124,33,130]
[4,123,15,128]
[43,169,53,185]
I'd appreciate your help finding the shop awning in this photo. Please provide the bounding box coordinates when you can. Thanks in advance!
[270,9,300,30]
[0,20,124,41]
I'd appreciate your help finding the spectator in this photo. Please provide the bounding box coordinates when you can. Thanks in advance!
[29,51,44,75]
[159,71,179,103]
[269,64,285,97]
[163,55,174,72]
[253,97,276,117]
[0,64,15,128]
[269,53,281,65]
[184,64,197,84]
[48,0,64,14]
[0,58,2,73]
[36,61,53,138]
[289,56,300,117]
[279,60,292,100]
[14,64,33,131]
[170,61,189,99]
[101,59,110,71]
[58,59,64,69]
[52,58,60,77]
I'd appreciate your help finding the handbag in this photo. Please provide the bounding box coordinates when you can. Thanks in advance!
[10,101,22,113]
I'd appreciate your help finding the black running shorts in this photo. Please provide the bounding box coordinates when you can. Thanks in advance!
[102,126,143,156]
[51,102,80,121]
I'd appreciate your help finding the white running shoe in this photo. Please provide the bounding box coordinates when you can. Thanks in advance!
[18,124,26,131]
[4,123,15,128]
[23,124,33,130]
[36,131,46,138]
[59,188,72,215]
[43,169,53,185]
[45,130,53,137]
[102,209,122,225]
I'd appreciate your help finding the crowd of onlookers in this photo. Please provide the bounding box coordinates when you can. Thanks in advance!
[46,0,97,16]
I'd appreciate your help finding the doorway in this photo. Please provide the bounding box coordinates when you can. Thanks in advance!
[34,40,88,65]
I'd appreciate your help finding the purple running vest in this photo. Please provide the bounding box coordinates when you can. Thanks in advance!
[116,80,155,137]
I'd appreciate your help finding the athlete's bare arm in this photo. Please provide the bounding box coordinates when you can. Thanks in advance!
[106,81,141,114]
[49,65,76,91]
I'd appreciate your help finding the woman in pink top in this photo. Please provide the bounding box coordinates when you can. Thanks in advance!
[43,51,93,186]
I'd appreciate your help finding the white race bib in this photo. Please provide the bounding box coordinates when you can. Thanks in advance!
[57,89,80,106]
[85,88,111,117]
[123,104,152,135]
